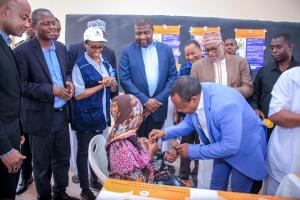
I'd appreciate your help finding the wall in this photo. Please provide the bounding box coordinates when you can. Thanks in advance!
[28,0,300,43]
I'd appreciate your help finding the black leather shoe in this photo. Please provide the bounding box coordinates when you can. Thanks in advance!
[16,176,34,195]
[52,192,79,200]
[89,180,102,192]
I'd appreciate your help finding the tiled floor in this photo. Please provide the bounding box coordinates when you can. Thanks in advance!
[16,171,83,200]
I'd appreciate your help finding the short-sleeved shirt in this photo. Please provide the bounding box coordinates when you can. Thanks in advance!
[72,53,113,120]
[250,58,300,116]
[267,66,300,182]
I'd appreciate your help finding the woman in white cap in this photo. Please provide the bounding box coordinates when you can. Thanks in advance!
[71,27,117,200]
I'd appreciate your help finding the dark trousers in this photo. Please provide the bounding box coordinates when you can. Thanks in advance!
[179,131,200,181]
[29,111,70,200]
[250,127,273,194]
[0,160,20,199]
[76,130,102,190]
[210,159,253,193]
[137,116,164,138]
[19,133,32,182]
[250,180,263,194]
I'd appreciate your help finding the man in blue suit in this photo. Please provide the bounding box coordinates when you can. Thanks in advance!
[119,17,177,138]
[149,76,267,193]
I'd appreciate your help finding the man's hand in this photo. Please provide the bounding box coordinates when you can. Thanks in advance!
[143,108,152,118]
[53,86,72,100]
[1,149,26,173]
[173,143,189,159]
[20,135,25,145]
[255,109,265,120]
[148,129,165,143]
[65,81,74,98]
[165,148,178,163]
[144,98,162,113]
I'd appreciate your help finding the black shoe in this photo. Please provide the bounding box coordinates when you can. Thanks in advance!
[80,189,96,200]
[191,174,198,188]
[178,173,189,181]
[16,176,34,195]
[52,192,79,200]
[89,180,102,192]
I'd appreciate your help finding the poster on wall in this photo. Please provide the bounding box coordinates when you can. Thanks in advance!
[235,29,266,72]
[153,25,181,69]
[189,26,220,56]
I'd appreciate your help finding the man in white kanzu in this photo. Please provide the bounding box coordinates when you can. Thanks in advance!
[263,67,300,195]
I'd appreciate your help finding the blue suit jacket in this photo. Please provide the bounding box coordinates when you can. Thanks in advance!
[119,42,177,121]
[165,83,267,180]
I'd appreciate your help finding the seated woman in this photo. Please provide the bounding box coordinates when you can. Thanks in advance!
[105,94,188,186]
[105,94,154,182]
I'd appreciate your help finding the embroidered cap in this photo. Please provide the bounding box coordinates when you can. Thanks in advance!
[202,31,222,46]
[87,19,106,32]
[83,27,107,42]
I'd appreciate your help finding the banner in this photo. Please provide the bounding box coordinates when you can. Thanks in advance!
[235,29,266,71]
[189,27,220,56]
[153,25,181,69]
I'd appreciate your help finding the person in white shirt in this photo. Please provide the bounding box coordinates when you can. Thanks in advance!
[263,66,300,195]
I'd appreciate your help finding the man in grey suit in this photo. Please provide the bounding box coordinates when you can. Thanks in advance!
[0,0,31,199]
[119,17,178,138]
[14,8,76,200]
[191,31,253,98]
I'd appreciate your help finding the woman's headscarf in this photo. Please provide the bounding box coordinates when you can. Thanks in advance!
[105,94,153,181]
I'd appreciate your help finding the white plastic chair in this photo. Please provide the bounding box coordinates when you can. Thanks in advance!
[88,134,109,185]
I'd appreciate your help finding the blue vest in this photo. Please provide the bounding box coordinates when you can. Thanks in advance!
[71,56,111,132]
[178,62,192,77]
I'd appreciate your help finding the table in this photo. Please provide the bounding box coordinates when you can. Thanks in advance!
[97,178,297,200]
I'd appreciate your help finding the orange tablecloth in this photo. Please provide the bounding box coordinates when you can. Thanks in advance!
[97,178,296,200]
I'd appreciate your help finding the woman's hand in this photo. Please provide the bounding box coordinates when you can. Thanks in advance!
[139,137,159,158]
[100,77,112,87]
[100,77,117,92]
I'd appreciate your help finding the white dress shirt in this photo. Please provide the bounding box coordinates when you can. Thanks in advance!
[195,91,214,189]
[141,42,159,97]
[214,58,227,86]
[195,91,211,143]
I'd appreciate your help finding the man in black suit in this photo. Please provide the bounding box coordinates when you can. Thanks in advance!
[15,20,35,196]
[0,0,31,199]
[14,8,76,200]
[68,19,118,98]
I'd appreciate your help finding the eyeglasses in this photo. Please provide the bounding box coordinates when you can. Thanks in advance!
[89,45,104,50]
[204,44,221,53]
[86,42,105,50]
